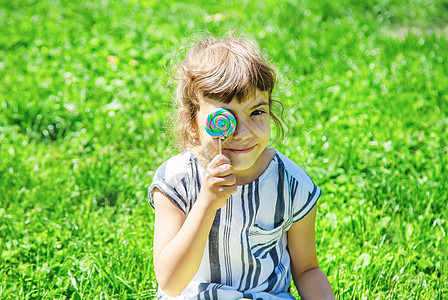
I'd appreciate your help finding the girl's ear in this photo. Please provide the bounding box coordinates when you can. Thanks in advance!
[179,106,199,142]
[191,126,198,139]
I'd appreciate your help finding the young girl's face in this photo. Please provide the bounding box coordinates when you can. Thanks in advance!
[195,89,271,182]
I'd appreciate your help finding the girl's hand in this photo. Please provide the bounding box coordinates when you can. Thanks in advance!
[198,154,237,211]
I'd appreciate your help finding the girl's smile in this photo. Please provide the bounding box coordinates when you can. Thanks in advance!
[224,145,255,153]
[194,89,274,185]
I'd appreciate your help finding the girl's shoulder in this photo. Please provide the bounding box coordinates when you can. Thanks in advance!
[148,151,201,211]
[153,151,199,185]
[272,149,317,191]
[272,148,321,222]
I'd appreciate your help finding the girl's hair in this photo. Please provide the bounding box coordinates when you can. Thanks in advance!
[172,32,285,150]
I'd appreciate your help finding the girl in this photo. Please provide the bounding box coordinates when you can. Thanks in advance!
[148,33,335,300]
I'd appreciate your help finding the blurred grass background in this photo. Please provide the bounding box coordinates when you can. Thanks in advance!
[1,0,447,298]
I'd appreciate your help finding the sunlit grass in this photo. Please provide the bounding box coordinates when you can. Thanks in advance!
[1,0,447,299]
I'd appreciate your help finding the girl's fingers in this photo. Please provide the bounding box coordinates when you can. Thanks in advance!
[216,174,236,187]
[212,163,233,177]
[200,155,237,204]
[219,185,238,196]
[205,154,233,178]
[208,154,231,169]
[208,174,236,188]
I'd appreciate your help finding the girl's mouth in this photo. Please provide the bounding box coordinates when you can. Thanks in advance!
[225,145,255,154]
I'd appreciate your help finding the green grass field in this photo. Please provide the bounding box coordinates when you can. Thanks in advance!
[1,0,447,299]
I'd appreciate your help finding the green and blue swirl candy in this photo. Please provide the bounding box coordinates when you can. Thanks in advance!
[205,108,237,139]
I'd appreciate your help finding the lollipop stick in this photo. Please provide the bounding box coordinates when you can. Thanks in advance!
[219,138,222,155]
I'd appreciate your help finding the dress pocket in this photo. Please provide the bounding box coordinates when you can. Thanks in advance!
[249,223,284,259]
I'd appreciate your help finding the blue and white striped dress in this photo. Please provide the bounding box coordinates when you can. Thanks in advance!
[148,148,321,300]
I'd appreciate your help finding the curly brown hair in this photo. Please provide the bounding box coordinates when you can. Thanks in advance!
[171,32,285,150]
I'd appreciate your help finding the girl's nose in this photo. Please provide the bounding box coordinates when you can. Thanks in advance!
[232,118,252,140]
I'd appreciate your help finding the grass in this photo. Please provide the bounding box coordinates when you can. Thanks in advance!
[1,0,447,299]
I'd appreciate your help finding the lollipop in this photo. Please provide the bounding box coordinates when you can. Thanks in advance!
[205,108,237,154]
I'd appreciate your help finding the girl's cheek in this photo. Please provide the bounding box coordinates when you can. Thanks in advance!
[253,119,270,131]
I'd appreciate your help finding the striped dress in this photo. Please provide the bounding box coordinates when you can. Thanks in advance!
[148,148,321,300]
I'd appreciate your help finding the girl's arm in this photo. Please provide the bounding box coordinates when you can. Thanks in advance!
[152,154,236,297]
[288,205,335,300]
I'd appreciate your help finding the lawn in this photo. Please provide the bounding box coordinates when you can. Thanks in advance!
[1,0,447,299]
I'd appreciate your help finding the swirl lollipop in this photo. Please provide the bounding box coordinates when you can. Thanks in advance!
[205,108,237,154]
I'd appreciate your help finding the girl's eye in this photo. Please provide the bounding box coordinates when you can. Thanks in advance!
[251,109,266,116]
